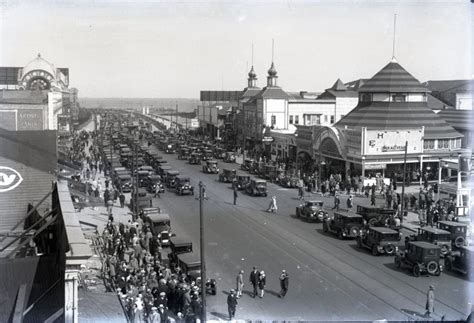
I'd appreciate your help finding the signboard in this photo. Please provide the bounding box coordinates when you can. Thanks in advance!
[262,136,274,142]
[17,108,44,130]
[363,128,423,155]
[364,163,387,170]
[190,118,199,128]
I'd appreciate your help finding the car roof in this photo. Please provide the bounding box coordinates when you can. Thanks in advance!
[177,252,201,265]
[254,179,266,183]
[147,213,170,222]
[223,168,236,172]
[207,160,218,163]
[160,165,172,170]
[307,200,323,204]
[438,221,467,227]
[369,227,399,234]
[408,241,441,249]
[176,176,190,181]
[118,174,131,179]
[170,236,193,245]
[166,170,180,175]
[419,227,451,235]
[147,174,161,179]
[336,212,362,218]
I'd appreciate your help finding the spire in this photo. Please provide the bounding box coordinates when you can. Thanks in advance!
[267,39,278,87]
[247,65,258,88]
[392,14,397,61]
[330,79,347,91]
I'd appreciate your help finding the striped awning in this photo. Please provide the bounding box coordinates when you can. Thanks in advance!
[359,61,429,93]
[437,109,474,131]
[335,101,462,139]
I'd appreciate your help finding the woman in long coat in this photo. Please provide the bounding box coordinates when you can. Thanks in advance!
[258,271,266,298]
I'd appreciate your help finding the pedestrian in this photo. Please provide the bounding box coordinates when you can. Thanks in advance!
[347,195,353,209]
[257,271,266,298]
[249,267,259,298]
[148,306,160,323]
[236,270,244,298]
[119,192,125,208]
[154,184,161,198]
[278,270,289,298]
[227,289,238,320]
[233,188,238,206]
[371,193,376,206]
[107,198,114,217]
[267,196,278,213]
[425,285,435,317]
[332,194,340,210]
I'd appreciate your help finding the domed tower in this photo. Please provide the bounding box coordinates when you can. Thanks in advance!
[267,62,278,87]
[19,53,57,90]
[247,65,258,88]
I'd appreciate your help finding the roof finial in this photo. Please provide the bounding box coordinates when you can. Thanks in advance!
[271,38,274,63]
[392,14,397,62]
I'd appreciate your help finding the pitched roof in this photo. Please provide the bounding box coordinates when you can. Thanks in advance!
[241,87,261,99]
[318,78,358,99]
[358,61,429,93]
[423,80,473,93]
[427,94,452,110]
[437,109,474,131]
[249,86,289,101]
[335,101,462,139]
[345,79,368,91]
[329,78,347,91]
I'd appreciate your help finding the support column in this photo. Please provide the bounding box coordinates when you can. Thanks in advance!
[64,269,79,323]
[361,158,366,181]
[419,156,423,186]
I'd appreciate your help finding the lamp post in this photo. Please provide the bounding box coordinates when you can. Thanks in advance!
[197,181,207,323]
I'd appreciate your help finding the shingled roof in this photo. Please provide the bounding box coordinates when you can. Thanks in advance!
[358,61,429,93]
[437,109,474,132]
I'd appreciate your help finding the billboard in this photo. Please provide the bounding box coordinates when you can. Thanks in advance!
[0,107,45,131]
[363,127,423,155]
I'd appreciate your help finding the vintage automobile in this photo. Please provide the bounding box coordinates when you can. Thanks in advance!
[177,252,202,282]
[145,175,164,193]
[157,165,172,177]
[218,168,236,183]
[241,158,255,171]
[278,174,300,188]
[436,221,468,248]
[410,227,452,256]
[130,187,153,210]
[164,170,180,188]
[202,149,214,161]
[178,147,191,160]
[164,142,177,154]
[168,237,193,265]
[223,151,236,163]
[356,205,398,228]
[323,212,364,239]
[444,245,474,277]
[143,211,171,246]
[356,227,401,256]
[295,200,327,222]
[175,176,194,195]
[394,241,443,277]
[263,165,278,182]
[116,173,132,193]
[203,160,219,174]
[137,170,151,187]
[245,179,268,197]
[189,152,202,165]
[213,147,226,159]
[234,174,251,190]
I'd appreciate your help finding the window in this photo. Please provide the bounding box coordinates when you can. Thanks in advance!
[423,140,435,150]
[330,115,335,124]
[295,115,299,124]
[438,139,449,149]
[289,115,293,124]
[271,115,276,126]
[324,115,328,122]
[391,94,406,102]
[360,93,372,102]
[310,115,320,125]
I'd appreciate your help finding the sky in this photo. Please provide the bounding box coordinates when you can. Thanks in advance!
[0,0,472,98]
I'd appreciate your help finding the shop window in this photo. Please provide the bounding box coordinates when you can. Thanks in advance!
[330,115,335,124]
[391,94,406,102]
[289,115,293,124]
[295,115,299,124]
[310,115,320,125]
[324,115,328,122]
[423,140,435,150]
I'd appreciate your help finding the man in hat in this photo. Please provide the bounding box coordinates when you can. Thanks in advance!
[227,289,238,320]
[148,306,160,323]
[278,270,289,298]
[426,285,435,317]
[249,266,259,298]
[347,195,353,209]
[157,304,168,323]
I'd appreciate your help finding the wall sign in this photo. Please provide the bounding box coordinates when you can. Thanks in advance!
[0,166,23,192]
[363,128,423,155]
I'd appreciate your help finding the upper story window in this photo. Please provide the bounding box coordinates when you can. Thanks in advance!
[423,139,435,150]
[330,115,335,124]
[360,93,372,102]
[391,94,406,102]
[289,115,293,124]
[271,115,276,126]
[294,115,299,124]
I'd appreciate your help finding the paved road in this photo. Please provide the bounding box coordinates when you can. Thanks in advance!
[148,148,473,321]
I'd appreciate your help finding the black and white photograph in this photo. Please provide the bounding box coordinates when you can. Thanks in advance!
[0,0,472,322]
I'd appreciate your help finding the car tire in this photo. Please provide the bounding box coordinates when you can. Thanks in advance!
[264,193,268,197]
[372,245,379,256]
[296,208,300,217]
[349,226,359,237]
[368,218,378,226]
[413,264,421,277]
[338,230,344,240]
[455,236,465,248]
[384,244,395,255]
[427,261,439,275]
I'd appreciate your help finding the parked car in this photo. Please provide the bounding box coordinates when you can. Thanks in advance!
[130,187,153,210]
[143,212,171,246]
[356,205,397,228]
[218,168,236,183]
[295,200,327,222]
[175,176,194,195]
[189,153,202,165]
[164,142,177,154]
[223,151,236,163]
[116,174,132,193]
[157,165,172,177]
[178,147,191,160]
[323,212,364,239]
[203,160,219,174]
[234,174,251,190]
[436,221,468,248]
[241,158,255,171]
[177,252,202,282]
[444,245,474,277]
[202,149,214,161]
[245,179,268,197]
[356,227,402,256]
[410,227,452,256]
[164,170,180,188]
[168,237,193,265]
[145,175,164,193]
[394,241,443,277]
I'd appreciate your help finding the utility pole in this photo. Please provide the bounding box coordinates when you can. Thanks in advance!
[109,117,113,176]
[176,101,178,133]
[134,130,139,220]
[198,181,207,322]
[400,141,408,224]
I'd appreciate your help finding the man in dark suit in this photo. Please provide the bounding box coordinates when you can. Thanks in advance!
[249,266,259,298]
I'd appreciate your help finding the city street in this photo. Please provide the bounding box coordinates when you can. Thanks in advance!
[147,146,473,321]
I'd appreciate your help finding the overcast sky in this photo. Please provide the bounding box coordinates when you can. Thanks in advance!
[0,0,471,98]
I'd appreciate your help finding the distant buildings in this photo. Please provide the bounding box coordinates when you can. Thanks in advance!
[0,54,79,133]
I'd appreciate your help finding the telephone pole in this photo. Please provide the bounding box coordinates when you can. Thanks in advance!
[198,181,207,322]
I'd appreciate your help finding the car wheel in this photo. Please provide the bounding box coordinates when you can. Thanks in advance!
[384,244,395,255]
[455,236,465,248]
[349,226,359,237]
[338,230,344,240]
[323,222,328,233]
[264,193,267,197]
[413,264,421,277]
[368,218,378,226]
[356,237,362,248]
[372,245,379,256]
[440,245,449,256]
[427,261,439,275]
